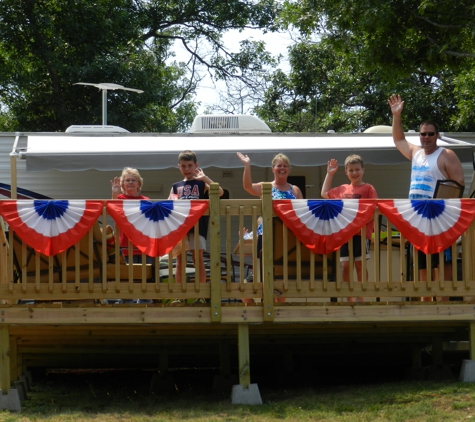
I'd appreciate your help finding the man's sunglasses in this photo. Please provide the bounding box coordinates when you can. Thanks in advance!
[419,132,436,137]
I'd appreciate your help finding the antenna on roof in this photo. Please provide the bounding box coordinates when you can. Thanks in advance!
[74,82,144,125]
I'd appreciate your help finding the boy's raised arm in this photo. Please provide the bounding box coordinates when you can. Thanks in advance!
[321,159,338,198]
[194,168,224,196]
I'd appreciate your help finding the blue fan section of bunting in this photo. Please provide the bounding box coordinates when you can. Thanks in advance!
[34,200,69,220]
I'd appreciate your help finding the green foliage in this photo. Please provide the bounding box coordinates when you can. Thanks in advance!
[282,0,475,72]
[453,68,475,130]
[255,0,475,132]
[0,0,279,132]
[255,38,468,132]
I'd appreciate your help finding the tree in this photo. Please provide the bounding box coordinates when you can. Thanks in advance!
[266,0,475,131]
[0,0,279,132]
[255,39,463,132]
[281,0,475,73]
[204,39,279,115]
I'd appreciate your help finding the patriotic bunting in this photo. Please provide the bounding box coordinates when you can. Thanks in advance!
[106,200,208,257]
[377,199,475,254]
[2,199,473,258]
[0,200,103,256]
[273,199,377,254]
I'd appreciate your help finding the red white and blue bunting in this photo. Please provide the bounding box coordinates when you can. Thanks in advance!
[0,200,104,256]
[273,199,377,254]
[377,199,475,254]
[106,200,209,257]
[1,199,473,258]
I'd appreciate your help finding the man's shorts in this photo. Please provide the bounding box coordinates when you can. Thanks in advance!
[417,248,451,269]
[187,233,206,251]
[340,235,370,262]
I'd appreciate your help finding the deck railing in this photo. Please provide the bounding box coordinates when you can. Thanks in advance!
[1,183,475,314]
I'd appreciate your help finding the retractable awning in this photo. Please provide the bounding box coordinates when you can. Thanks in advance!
[13,132,474,172]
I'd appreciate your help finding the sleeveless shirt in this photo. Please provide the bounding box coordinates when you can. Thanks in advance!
[409,148,445,199]
[271,185,297,200]
[256,185,297,236]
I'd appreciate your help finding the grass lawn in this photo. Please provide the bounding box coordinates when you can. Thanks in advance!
[1,368,474,421]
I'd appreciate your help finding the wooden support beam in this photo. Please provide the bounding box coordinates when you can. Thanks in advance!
[20,354,25,382]
[9,336,17,383]
[0,326,10,393]
[237,324,250,389]
[470,322,475,361]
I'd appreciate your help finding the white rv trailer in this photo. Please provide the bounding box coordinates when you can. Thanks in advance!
[1,114,474,202]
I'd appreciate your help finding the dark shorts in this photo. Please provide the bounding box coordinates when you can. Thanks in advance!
[417,250,439,270]
[340,235,370,262]
[417,248,452,270]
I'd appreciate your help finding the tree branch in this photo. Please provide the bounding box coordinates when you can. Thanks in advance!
[425,35,475,58]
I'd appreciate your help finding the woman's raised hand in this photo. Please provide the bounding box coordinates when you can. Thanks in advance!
[110,176,121,193]
[236,152,250,165]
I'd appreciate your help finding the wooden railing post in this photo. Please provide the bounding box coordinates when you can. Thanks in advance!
[209,183,221,322]
[261,183,274,321]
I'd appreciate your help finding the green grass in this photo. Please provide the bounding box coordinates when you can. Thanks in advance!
[1,370,475,421]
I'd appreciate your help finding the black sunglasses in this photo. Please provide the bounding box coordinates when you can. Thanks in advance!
[419,132,435,137]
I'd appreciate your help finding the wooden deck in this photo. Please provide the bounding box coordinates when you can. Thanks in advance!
[1,183,475,406]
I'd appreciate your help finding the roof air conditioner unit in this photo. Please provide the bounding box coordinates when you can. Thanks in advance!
[189,115,271,134]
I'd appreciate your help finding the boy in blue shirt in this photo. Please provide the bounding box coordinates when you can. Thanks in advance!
[169,151,223,298]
